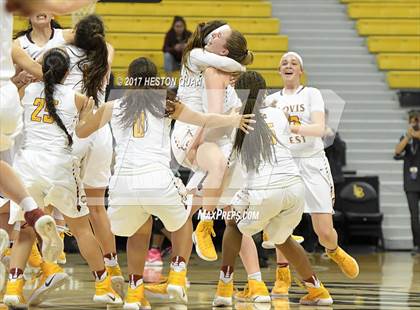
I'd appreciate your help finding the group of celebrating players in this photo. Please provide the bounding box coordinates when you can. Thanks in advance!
[0,0,360,309]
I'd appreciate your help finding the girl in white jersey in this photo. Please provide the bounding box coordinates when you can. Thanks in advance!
[264,52,359,294]
[76,57,254,309]
[213,71,333,306]
[171,21,255,263]
[3,48,122,308]
[63,14,124,294]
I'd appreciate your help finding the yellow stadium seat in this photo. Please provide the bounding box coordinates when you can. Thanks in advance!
[107,33,287,52]
[95,2,271,17]
[367,36,420,53]
[14,16,278,35]
[377,54,420,71]
[342,0,418,3]
[113,51,284,70]
[357,19,420,36]
[387,71,420,89]
[348,3,420,19]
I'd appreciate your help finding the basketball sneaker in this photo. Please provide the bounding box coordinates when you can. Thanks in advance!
[271,266,291,296]
[300,279,333,306]
[3,276,25,307]
[123,283,151,310]
[235,279,271,303]
[167,265,188,303]
[28,261,69,305]
[262,233,304,249]
[28,242,43,269]
[1,247,11,269]
[24,209,63,263]
[192,220,217,261]
[145,248,163,267]
[212,279,234,307]
[0,229,9,291]
[144,281,170,300]
[326,246,359,279]
[106,264,125,298]
[56,228,69,265]
[93,273,123,305]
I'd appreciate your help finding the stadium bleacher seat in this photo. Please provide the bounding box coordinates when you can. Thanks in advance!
[367,36,420,53]
[377,54,420,71]
[348,3,420,19]
[356,19,420,36]
[387,71,420,89]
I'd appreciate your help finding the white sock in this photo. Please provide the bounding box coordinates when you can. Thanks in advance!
[248,272,262,282]
[220,267,234,284]
[130,277,143,289]
[104,254,118,267]
[170,261,186,272]
[19,197,38,213]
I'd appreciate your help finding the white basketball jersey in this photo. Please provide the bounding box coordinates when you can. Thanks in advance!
[246,107,300,189]
[0,0,15,81]
[20,82,78,152]
[266,86,325,158]
[17,28,65,59]
[64,45,106,104]
[111,98,172,175]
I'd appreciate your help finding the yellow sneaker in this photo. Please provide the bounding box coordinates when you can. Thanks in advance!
[235,279,271,303]
[1,247,11,269]
[28,242,43,269]
[3,277,25,307]
[144,281,170,300]
[192,220,217,261]
[326,246,359,279]
[28,261,69,306]
[123,283,151,310]
[212,279,234,307]
[271,266,291,296]
[93,273,123,305]
[107,264,125,298]
[57,232,66,265]
[272,297,290,309]
[167,268,188,303]
[300,280,333,306]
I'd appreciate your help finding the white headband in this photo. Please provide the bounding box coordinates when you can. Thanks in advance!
[282,51,303,68]
[204,24,231,45]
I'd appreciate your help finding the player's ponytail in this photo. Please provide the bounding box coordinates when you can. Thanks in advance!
[118,57,167,133]
[74,14,108,105]
[182,20,228,71]
[42,48,73,146]
[225,30,253,66]
[233,71,276,172]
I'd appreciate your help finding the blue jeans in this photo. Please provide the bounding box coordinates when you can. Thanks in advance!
[164,52,181,73]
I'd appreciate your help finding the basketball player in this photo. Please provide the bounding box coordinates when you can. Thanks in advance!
[3,48,122,307]
[213,71,333,306]
[75,57,255,308]
[0,0,95,291]
[264,52,359,295]
[62,14,124,295]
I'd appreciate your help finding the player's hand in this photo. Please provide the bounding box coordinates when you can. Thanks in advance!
[231,112,255,134]
[290,124,300,134]
[79,96,95,121]
[229,72,241,86]
[407,127,414,138]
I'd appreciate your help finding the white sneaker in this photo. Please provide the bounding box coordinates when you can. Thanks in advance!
[34,215,63,263]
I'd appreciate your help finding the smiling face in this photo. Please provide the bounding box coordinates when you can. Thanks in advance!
[29,12,53,27]
[279,54,303,86]
[205,27,232,56]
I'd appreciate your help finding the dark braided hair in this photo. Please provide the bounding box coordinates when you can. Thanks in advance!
[42,48,73,146]
[118,57,175,133]
[233,71,277,172]
[74,14,108,106]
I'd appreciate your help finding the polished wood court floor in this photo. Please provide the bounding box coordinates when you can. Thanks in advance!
[3,251,420,310]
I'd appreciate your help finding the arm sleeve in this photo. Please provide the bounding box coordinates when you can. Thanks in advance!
[189,48,245,73]
[310,88,325,113]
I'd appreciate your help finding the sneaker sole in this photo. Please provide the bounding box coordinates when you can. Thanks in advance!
[111,275,125,299]
[212,296,232,307]
[3,295,26,307]
[271,291,289,297]
[145,260,163,267]
[167,284,188,303]
[300,297,334,306]
[93,294,123,305]
[28,272,69,305]
[123,302,152,310]
[192,232,217,262]
[34,215,63,263]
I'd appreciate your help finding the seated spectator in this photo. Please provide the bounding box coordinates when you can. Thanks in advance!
[162,16,191,77]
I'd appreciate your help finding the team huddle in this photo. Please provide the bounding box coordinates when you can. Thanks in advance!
[0,0,361,309]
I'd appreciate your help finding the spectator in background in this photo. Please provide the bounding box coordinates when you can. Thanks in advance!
[162,16,191,77]
[395,110,420,255]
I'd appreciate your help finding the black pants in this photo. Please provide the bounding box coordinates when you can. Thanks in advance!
[406,191,420,247]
